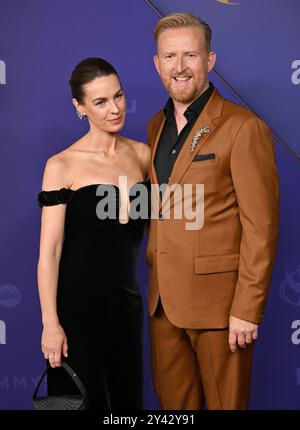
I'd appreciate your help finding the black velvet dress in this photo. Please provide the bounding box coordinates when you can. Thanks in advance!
[38,180,150,410]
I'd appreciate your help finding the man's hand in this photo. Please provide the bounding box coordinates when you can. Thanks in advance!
[228,315,258,352]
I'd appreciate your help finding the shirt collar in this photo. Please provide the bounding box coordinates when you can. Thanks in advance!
[163,82,214,122]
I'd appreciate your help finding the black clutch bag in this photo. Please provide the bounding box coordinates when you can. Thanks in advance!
[33,361,89,410]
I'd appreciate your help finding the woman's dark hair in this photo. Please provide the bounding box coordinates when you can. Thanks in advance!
[69,57,120,103]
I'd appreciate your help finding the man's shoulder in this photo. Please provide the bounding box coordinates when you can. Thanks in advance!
[220,93,266,126]
[147,110,164,127]
[216,94,271,141]
[224,98,255,118]
[146,110,165,142]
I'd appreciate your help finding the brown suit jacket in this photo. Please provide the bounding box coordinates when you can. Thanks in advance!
[145,88,279,329]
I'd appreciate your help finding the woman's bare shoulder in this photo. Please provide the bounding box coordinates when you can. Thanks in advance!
[42,149,72,190]
[122,137,151,158]
[44,136,84,173]
[120,137,150,180]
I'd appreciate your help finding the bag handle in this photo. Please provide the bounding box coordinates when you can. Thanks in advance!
[33,361,88,401]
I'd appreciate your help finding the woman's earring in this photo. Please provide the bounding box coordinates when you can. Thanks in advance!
[76,111,86,120]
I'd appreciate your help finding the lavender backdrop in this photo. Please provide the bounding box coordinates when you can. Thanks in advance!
[0,0,299,409]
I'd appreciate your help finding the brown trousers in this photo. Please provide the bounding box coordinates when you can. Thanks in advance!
[149,300,254,410]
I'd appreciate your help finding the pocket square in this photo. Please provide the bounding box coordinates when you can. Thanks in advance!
[192,153,215,162]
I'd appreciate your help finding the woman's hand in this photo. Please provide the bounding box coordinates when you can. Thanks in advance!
[41,322,68,368]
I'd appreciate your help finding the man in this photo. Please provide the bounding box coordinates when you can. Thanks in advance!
[145,12,279,410]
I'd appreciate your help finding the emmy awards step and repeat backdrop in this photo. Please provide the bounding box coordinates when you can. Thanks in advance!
[0,0,299,410]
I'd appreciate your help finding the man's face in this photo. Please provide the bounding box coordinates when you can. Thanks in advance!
[154,26,216,105]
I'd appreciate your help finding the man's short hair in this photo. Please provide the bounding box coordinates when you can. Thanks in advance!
[153,12,212,52]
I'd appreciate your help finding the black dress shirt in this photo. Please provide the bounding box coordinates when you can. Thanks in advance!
[154,82,214,187]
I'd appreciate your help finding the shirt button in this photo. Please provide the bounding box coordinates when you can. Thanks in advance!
[171,149,176,154]
[159,214,165,221]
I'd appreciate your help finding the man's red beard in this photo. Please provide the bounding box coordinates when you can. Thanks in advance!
[165,75,199,104]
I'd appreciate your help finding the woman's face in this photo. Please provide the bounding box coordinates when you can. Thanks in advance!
[74,74,126,132]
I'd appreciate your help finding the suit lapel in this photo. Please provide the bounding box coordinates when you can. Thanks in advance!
[168,89,224,189]
[148,90,224,212]
[148,112,165,215]
[149,112,165,186]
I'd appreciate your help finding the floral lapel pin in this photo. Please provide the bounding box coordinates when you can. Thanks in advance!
[190,127,210,153]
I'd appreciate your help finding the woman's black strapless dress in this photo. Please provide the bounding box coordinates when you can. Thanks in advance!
[38,180,150,410]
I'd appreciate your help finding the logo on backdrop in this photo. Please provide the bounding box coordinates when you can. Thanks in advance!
[0,284,22,309]
[127,100,137,114]
[0,320,6,344]
[279,265,300,307]
[0,375,46,391]
[291,320,300,345]
[216,0,240,5]
[291,60,300,85]
[0,60,6,85]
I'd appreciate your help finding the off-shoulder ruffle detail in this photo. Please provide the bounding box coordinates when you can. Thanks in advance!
[38,188,75,207]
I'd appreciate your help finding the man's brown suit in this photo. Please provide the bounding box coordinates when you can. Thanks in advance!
[146,89,279,409]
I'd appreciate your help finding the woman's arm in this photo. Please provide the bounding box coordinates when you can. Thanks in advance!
[37,155,70,368]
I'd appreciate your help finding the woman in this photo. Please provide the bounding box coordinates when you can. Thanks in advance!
[37,57,150,410]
